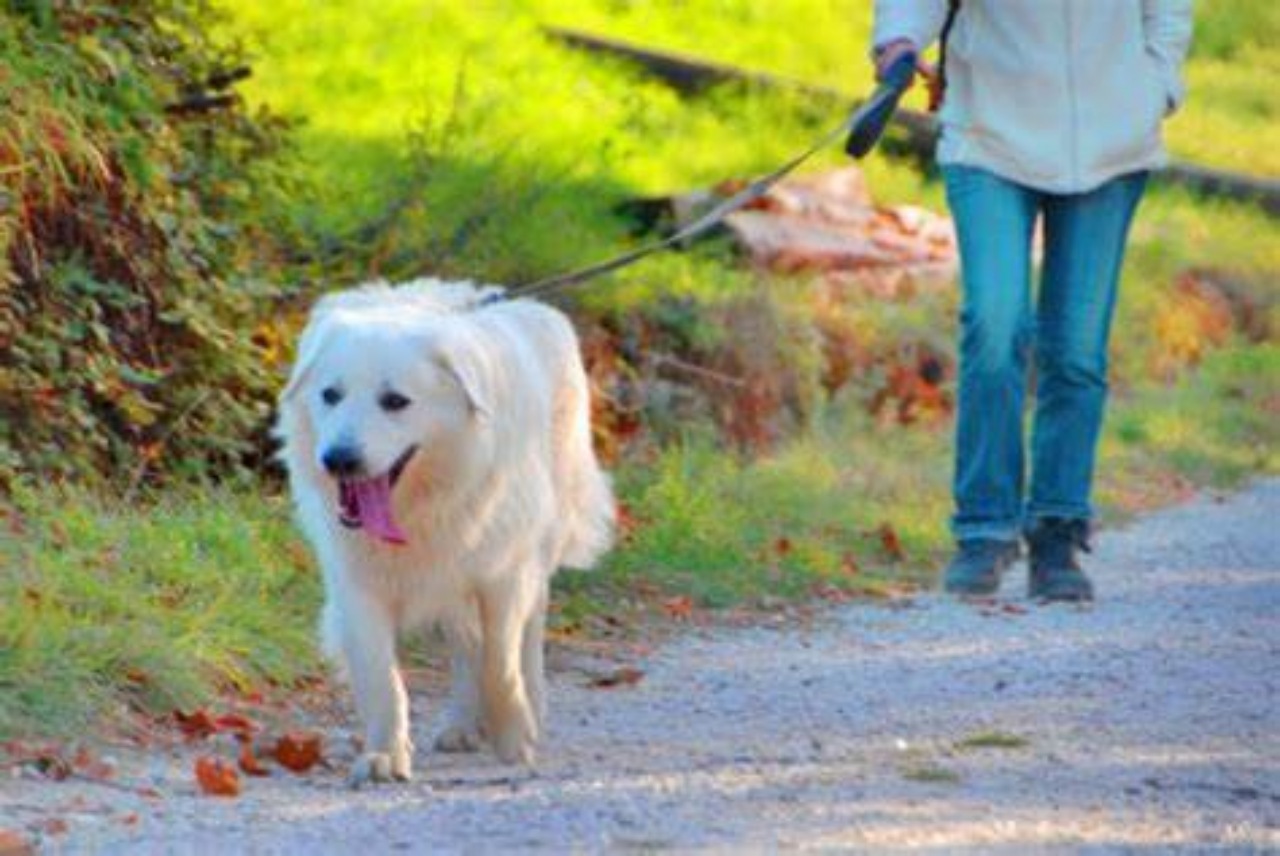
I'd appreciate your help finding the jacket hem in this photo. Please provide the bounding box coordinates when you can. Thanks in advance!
[936,150,1166,195]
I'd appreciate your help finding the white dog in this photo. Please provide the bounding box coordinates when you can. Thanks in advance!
[275,279,615,785]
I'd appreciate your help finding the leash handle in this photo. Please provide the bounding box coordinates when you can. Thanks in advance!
[844,50,917,159]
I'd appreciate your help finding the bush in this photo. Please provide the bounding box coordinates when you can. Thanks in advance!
[0,1,295,487]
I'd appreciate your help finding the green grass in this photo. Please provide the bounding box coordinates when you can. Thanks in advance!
[901,763,962,784]
[220,0,1277,246]
[0,485,320,737]
[956,731,1031,751]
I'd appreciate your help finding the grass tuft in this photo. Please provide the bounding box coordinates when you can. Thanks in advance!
[956,731,1031,751]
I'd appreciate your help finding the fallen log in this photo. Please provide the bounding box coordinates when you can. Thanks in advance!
[546,25,1280,216]
[621,166,959,293]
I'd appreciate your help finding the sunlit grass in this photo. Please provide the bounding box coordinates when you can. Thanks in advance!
[0,486,320,738]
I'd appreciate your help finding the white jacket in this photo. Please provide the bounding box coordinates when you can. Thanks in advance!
[874,0,1194,193]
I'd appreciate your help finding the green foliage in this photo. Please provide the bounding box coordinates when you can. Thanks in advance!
[1099,344,1280,502]
[595,406,950,608]
[1191,0,1279,60]
[0,2,295,486]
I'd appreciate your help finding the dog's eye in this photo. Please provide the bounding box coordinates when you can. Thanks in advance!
[321,387,343,406]
[380,391,411,412]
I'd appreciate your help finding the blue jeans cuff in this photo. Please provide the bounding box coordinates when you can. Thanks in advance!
[1025,504,1092,525]
[951,520,1023,544]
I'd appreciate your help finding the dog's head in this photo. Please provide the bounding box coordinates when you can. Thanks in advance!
[280,301,490,545]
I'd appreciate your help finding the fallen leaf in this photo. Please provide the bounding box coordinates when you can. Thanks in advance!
[773,536,793,557]
[237,742,271,777]
[616,502,640,540]
[661,596,694,621]
[194,756,240,797]
[213,713,257,736]
[876,522,905,562]
[272,732,323,774]
[588,667,645,689]
[0,828,34,856]
[841,552,860,575]
[72,746,115,781]
[174,709,217,740]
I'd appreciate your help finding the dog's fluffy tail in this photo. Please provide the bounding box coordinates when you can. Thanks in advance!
[556,362,616,571]
[560,458,616,570]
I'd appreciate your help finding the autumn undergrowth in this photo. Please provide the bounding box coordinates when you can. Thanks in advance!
[3,335,1274,737]
[2,1,1277,738]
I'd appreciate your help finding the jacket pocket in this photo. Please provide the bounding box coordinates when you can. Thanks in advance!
[1091,48,1166,170]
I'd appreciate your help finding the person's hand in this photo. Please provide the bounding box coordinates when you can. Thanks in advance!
[875,38,946,109]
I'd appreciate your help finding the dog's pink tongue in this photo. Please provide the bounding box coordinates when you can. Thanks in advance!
[353,475,407,545]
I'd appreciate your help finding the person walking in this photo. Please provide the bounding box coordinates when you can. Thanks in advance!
[871,0,1193,600]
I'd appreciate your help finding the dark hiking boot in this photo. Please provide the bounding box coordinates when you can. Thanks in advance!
[942,539,1021,596]
[1027,517,1095,602]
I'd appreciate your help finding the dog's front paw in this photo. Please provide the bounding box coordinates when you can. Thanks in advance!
[491,715,537,766]
[348,747,413,788]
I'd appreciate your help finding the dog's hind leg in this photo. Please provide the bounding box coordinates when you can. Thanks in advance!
[433,612,484,753]
[478,579,538,766]
[338,593,414,786]
[521,580,550,738]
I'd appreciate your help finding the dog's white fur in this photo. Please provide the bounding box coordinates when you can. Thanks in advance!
[275,279,614,784]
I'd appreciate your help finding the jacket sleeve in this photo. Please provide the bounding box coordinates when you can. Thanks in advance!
[1142,0,1194,114]
[873,0,950,52]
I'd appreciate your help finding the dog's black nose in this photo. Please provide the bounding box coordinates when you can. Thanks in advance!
[321,446,364,477]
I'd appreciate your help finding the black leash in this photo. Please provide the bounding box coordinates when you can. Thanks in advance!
[933,0,962,112]
[485,51,920,307]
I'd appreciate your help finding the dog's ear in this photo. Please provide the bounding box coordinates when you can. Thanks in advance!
[280,319,332,402]
[434,339,491,419]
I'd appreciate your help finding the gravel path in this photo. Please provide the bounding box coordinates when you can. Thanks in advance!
[7,480,1278,852]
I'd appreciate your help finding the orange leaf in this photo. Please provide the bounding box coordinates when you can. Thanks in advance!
[72,746,115,781]
[174,709,217,740]
[773,537,793,557]
[237,743,271,777]
[877,523,905,562]
[616,502,640,540]
[213,713,257,736]
[272,732,323,774]
[0,828,35,855]
[661,596,694,621]
[194,756,241,797]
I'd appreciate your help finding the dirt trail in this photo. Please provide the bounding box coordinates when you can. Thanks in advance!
[5,481,1278,852]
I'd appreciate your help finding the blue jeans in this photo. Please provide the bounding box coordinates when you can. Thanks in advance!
[942,165,1147,543]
